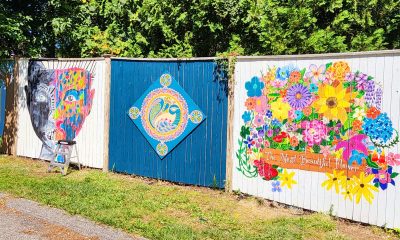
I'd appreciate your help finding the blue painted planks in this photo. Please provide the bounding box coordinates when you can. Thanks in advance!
[108,59,228,188]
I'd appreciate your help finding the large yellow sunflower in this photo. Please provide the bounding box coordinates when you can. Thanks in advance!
[313,83,355,123]
[270,98,291,121]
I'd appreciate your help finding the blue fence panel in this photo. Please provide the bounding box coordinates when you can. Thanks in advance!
[109,59,228,188]
[0,60,14,136]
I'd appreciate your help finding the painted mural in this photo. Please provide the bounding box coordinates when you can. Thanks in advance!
[237,61,399,204]
[128,73,205,158]
[25,61,95,159]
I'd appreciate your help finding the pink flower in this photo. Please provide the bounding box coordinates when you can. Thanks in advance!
[301,120,328,146]
[306,64,326,83]
[271,80,287,88]
[254,96,268,115]
[320,145,331,157]
[375,169,392,185]
[386,152,400,166]
[288,109,296,119]
[335,134,368,161]
[267,129,273,137]
[254,114,265,127]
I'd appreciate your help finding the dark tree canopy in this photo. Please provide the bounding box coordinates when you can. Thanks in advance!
[0,0,399,58]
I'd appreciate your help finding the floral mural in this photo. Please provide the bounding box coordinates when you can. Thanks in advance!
[237,61,399,204]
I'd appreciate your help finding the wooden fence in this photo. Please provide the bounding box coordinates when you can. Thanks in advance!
[230,50,400,228]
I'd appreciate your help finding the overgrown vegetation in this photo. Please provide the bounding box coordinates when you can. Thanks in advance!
[0,156,398,240]
[0,0,399,58]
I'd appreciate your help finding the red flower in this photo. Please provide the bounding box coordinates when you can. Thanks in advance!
[280,132,288,138]
[253,160,278,180]
[273,135,283,143]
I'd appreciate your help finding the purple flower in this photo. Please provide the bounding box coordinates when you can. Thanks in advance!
[375,88,382,110]
[345,72,355,81]
[355,73,368,90]
[286,84,312,110]
[258,129,265,138]
[272,181,282,192]
[365,80,375,106]
[265,110,272,118]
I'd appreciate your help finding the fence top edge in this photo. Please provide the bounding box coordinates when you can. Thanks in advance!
[110,57,219,61]
[26,57,105,61]
[236,49,400,61]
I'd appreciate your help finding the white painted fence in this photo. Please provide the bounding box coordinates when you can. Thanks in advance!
[231,50,400,228]
[15,59,107,169]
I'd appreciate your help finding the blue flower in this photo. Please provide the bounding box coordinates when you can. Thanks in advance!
[245,77,264,97]
[265,110,273,118]
[309,83,318,93]
[276,64,296,81]
[242,111,251,123]
[271,119,281,127]
[363,113,394,143]
[295,110,303,121]
[272,181,282,192]
[348,150,367,166]
[244,136,254,148]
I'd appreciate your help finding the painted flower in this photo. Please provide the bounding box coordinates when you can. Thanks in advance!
[245,77,264,97]
[320,145,331,157]
[242,111,251,123]
[371,151,386,164]
[276,65,293,81]
[253,160,278,180]
[309,83,318,93]
[267,129,274,137]
[301,120,328,146]
[365,80,375,107]
[288,109,296,120]
[271,79,287,88]
[363,113,394,144]
[305,64,326,83]
[352,119,363,131]
[254,114,265,127]
[322,170,345,194]
[386,152,400,166]
[270,98,291,121]
[335,134,368,161]
[254,96,268,114]
[348,150,367,166]
[289,71,301,83]
[302,106,312,116]
[351,172,378,204]
[375,88,383,109]
[326,61,351,82]
[366,106,380,119]
[290,136,299,147]
[279,169,297,189]
[294,110,303,121]
[265,110,273,118]
[313,83,354,123]
[286,84,312,110]
[352,108,365,121]
[271,181,282,192]
[245,98,256,110]
[244,136,254,148]
[355,73,368,90]
[372,167,395,190]
[342,188,353,201]
[353,97,365,107]
[345,72,355,81]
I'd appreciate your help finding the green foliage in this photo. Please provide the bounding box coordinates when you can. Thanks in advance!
[0,0,399,58]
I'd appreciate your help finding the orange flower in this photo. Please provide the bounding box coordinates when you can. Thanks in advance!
[279,89,287,98]
[326,61,350,82]
[366,107,380,119]
[245,98,256,110]
[290,136,299,147]
[289,71,301,83]
[332,138,338,146]
[303,106,312,116]
[352,120,363,131]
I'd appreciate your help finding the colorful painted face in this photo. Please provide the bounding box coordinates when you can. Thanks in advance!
[53,68,94,140]
[26,61,94,157]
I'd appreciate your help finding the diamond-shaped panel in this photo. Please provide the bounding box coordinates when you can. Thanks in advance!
[128,73,206,158]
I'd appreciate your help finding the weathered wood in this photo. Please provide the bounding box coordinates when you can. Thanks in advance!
[102,55,112,172]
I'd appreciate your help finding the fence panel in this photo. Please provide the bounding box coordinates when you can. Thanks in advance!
[109,59,227,188]
[231,51,400,228]
[15,59,106,168]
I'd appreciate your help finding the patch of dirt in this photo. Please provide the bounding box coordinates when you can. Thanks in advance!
[336,220,398,240]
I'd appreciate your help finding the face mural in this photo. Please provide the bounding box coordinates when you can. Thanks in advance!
[25,61,95,159]
[237,61,399,204]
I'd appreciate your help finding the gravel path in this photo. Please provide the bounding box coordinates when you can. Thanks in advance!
[0,193,145,240]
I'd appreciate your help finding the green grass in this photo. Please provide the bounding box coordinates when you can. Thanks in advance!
[0,156,395,240]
